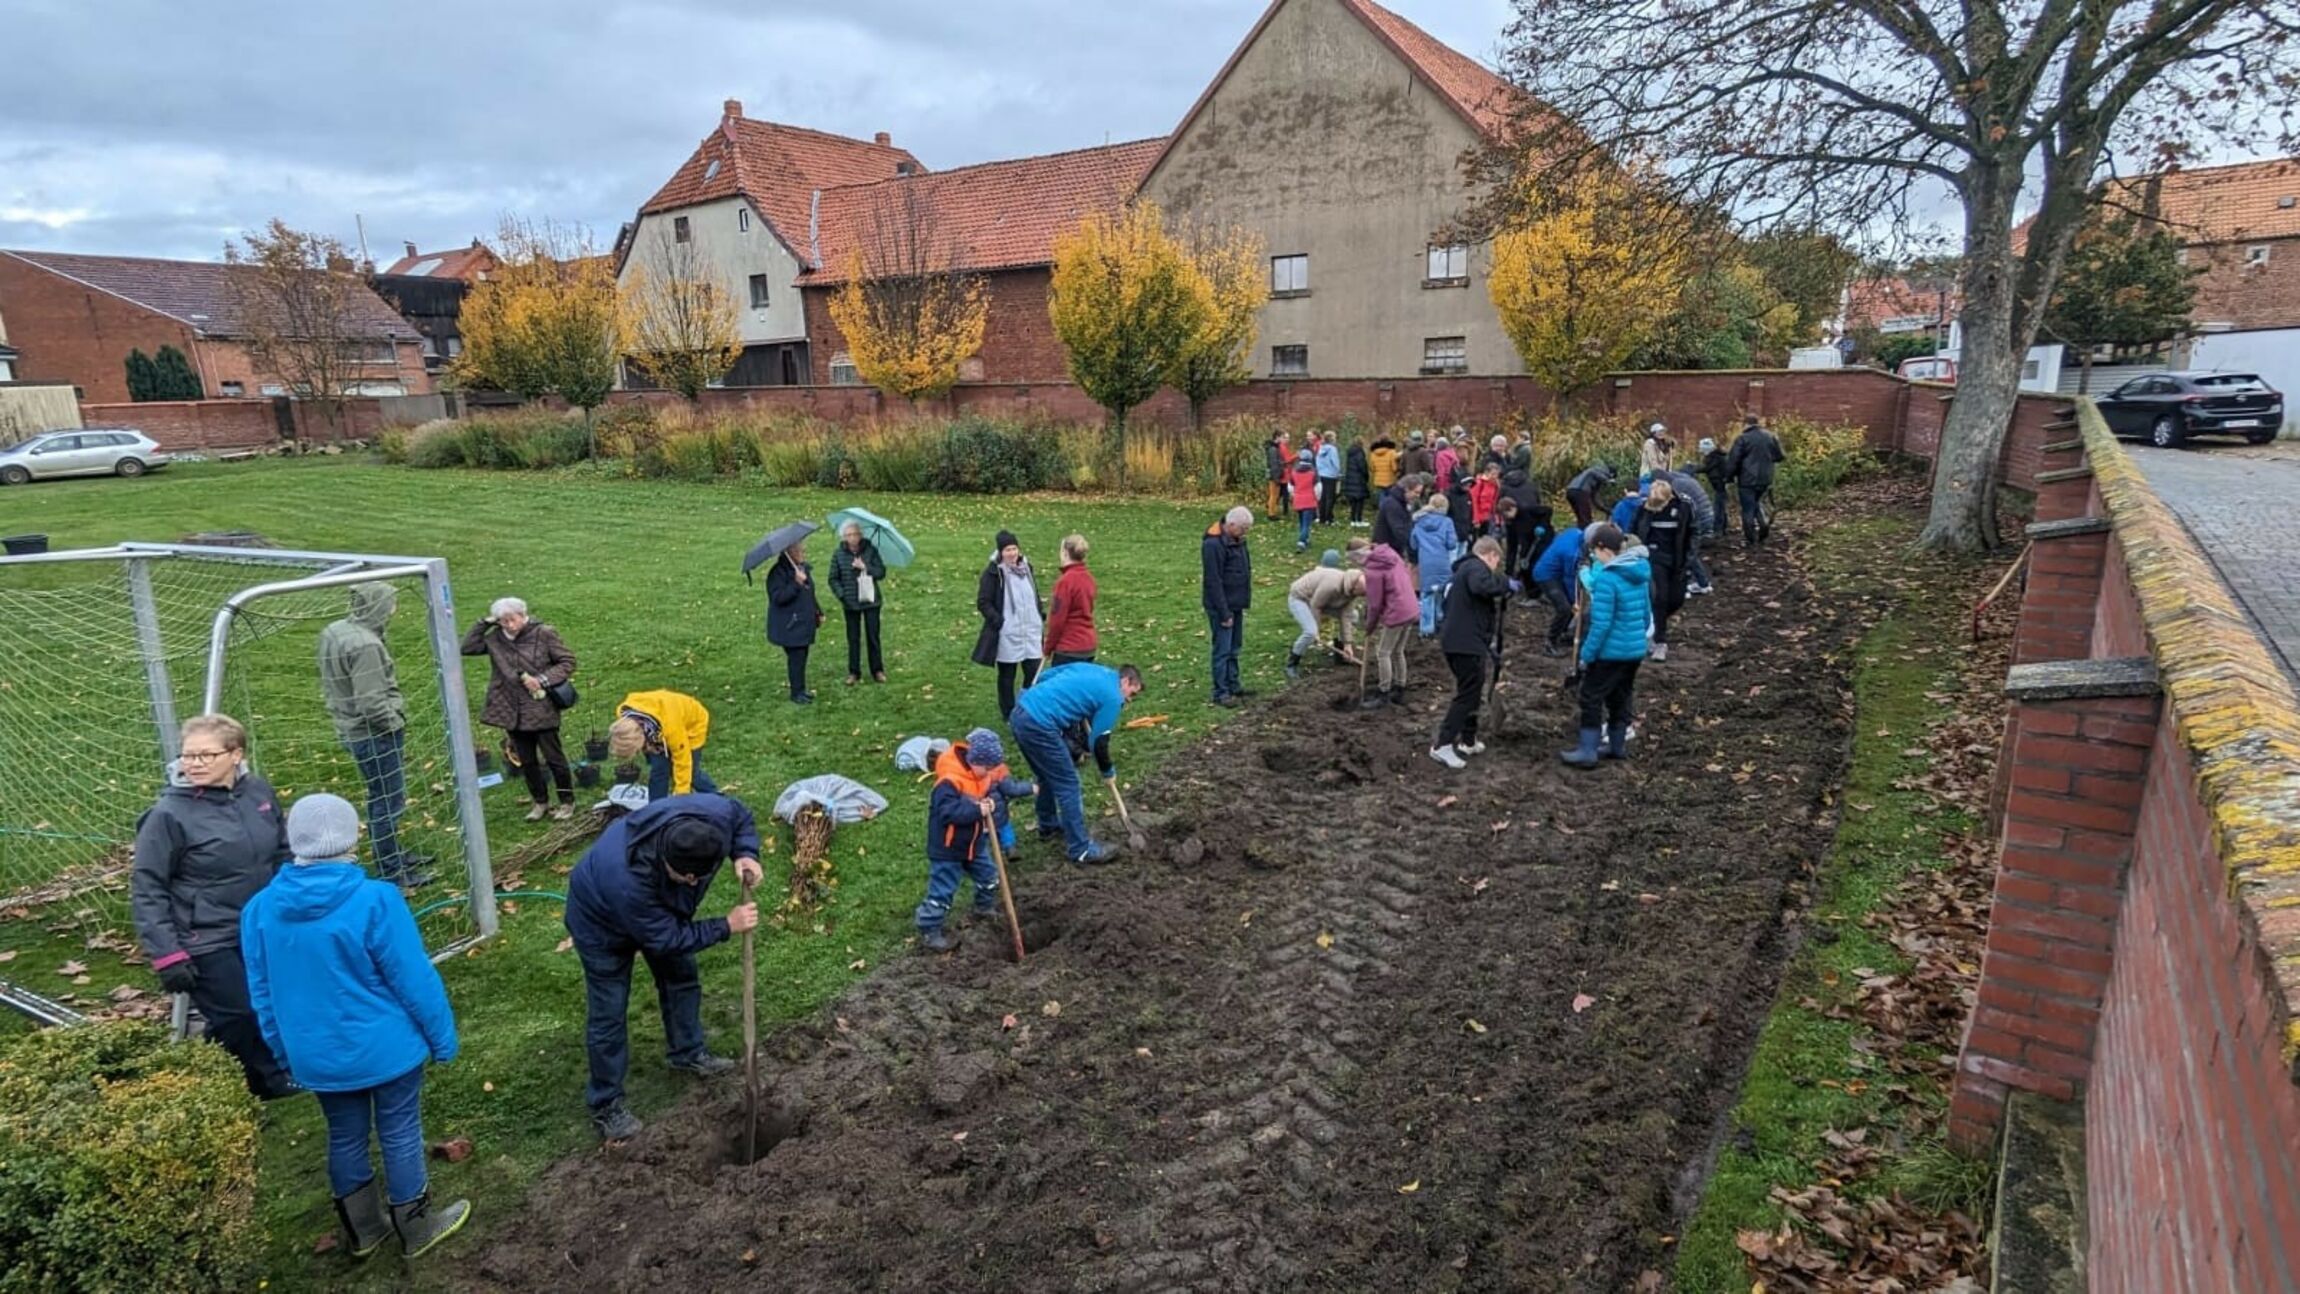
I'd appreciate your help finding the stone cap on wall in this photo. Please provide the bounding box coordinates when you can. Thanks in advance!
[2081,402,2300,1075]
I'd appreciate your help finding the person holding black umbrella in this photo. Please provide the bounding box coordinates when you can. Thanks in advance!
[766,541,821,704]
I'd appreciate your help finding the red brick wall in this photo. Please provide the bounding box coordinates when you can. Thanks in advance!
[80,397,390,452]
[2087,726,2300,1293]
[0,255,203,404]
[802,268,1072,386]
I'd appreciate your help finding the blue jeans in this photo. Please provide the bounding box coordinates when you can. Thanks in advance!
[1207,610,1244,701]
[915,848,1001,930]
[1011,709,1091,861]
[1295,509,1314,547]
[576,941,705,1112]
[316,1064,428,1204]
[345,729,409,879]
[644,752,718,803]
[1419,587,1447,636]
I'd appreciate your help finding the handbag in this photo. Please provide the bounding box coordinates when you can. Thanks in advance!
[856,572,878,606]
[544,678,579,711]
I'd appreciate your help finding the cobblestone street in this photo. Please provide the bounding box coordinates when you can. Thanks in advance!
[2132,442,2300,685]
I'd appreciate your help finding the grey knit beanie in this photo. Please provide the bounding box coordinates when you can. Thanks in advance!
[287,793,361,863]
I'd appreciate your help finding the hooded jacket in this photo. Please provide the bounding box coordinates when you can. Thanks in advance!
[1726,425,1786,490]
[317,583,405,743]
[616,689,710,797]
[1264,435,1290,483]
[1201,522,1253,618]
[1582,551,1655,664]
[1468,475,1501,528]
[1413,511,1459,593]
[1701,447,1731,499]
[972,556,1044,667]
[1288,461,1320,511]
[1315,440,1342,481]
[1372,484,1417,556]
[1433,445,1462,495]
[241,861,456,1092]
[1044,561,1098,656]
[1532,527,1586,585]
[1342,443,1371,500]
[461,617,576,733]
[1610,492,1646,532]
[1361,543,1418,630]
[1566,465,1616,498]
[826,539,888,611]
[1288,567,1364,643]
[1438,553,1509,657]
[766,556,821,648]
[1367,442,1400,490]
[131,771,288,964]
[1639,435,1671,477]
[927,743,1032,865]
[1634,494,1697,568]
[565,793,762,956]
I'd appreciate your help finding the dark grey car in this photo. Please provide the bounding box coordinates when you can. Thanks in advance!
[2096,371,2284,449]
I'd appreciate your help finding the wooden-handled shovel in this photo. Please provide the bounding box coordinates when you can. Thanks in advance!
[739,877,760,1163]
[985,829,1027,962]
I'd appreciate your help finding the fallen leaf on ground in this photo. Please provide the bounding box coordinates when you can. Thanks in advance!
[848,959,867,971]
[1041,1000,1062,1018]
[430,1137,474,1162]
[1436,796,1458,809]
[57,960,85,976]
[482,1081,495,1092]
[1001,1013,1018,1030]
[1398,1180,1420,1194]
[1465,1019,1487,1034]
[1315,932,1335,949]
[107,985,143,1003]
[0,950,15,963]
[553,937,573,954]
[951,1131,968,1142]
[312,1232,339,1255]
[1571,994,1596,1014]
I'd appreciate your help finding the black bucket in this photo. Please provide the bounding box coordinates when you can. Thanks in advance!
[584,732,610,762]
[575,763,602,788]
[2,535,50,557]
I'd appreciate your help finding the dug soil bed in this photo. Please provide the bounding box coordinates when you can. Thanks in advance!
[471,532,1861,1293]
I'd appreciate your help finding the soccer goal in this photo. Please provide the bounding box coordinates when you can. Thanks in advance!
[0,541,496,1025]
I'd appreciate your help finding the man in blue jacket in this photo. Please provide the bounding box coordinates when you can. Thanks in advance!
[1009,661,1143,866]
[1530,525,1586,656]
[565,793,763,1140]
[1201,506,1254,707]
[1562,523,1652,769]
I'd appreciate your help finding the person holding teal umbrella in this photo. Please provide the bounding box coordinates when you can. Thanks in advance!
[827,518,890,686]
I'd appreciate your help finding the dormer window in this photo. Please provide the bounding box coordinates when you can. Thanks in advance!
[704,158,721,181]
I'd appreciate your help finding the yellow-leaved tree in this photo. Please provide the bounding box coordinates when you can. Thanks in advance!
[825,183,990,403]
[457,218,621,422]
[1166,222,1269,431]
[1488,170,1692,400]
[618,228,743,401]
[1049,199,1210,453]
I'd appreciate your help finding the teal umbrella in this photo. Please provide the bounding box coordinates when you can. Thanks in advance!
[825,507,916,568]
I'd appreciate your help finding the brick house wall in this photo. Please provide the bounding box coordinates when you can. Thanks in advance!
[2186,235,2300,331]
[80,396,395,452]
[801,268,1072,386]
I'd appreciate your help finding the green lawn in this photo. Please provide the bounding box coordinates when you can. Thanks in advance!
[0,456,1314,1289]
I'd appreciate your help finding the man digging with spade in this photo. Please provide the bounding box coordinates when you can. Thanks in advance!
[566,792,764,1141]
[1008,661,1144,866]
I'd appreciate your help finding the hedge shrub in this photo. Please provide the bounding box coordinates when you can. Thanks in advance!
[0,1021,261,1293]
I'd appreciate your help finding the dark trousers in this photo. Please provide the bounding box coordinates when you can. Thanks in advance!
[510,727,573,804]
[1317,478,1338,524]
[1541,577,1575,648]
[1566,489,1595,528]
[843,606,884,679]
[1347,494,1367,523]
[996,657,1041,722]
[1739,484,1773,543]
[644,752,718,803]
[344,729,409,879]
[1436,651,1486,748]
[1578,658,1640,729]
[191,946,295,1099]
[1207,611,1245,700]
[1650,560,1687,644]
[576,940,706,1113]
[784,645,810,698]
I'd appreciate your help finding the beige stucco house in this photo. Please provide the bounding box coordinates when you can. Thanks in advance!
[1139,0,1524,379]
[617,101,920,387]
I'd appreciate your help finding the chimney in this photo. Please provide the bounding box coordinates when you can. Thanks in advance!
[723,98,743,120]
[875,131,892,147]
[404,241,418,259]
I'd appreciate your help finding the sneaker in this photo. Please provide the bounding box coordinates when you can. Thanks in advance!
[1457,741,1487,757]
[1690,584,1714,596]
[593,1104,643,1141]
[669,1053,737,1078]
[873,672,888,684]
[1429,745,1467,770]
[551,803,576,821]
[1072,841,1122,866]
[919,926,958,953]
[845,675,860,687]
[1651,643,1669,662]
[525,803,548,822]
[1212,694,1242,709]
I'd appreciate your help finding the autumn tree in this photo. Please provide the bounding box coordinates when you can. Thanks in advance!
[458,218,620,421]
[225,220,386,434]
[2042,209,2198,392]
[825,182,989,403]
[1488,0,2298,550]
[1631,260,1804,370]
[1050,199,1211,453]
[1166,222,1269,430]
[1487,168,1691,398]
[619,228,743,401]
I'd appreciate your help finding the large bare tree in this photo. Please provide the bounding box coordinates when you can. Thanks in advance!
[1485,0,2299,550]
[226,220,389,435]
[619,228,743,401]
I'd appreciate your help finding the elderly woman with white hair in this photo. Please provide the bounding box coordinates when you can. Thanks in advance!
[461,597,578,820]
[826,519,890,687]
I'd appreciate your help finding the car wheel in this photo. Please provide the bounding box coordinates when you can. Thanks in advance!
[2149,416,2183,450]
[0,465,28,486]
[114,457,147,478]
[2246,431,2277,445]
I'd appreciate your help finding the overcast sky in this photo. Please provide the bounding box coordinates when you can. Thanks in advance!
[0,0,1514,264]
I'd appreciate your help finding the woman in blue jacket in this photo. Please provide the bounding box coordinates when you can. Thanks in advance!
[242,794,468,1261]
[1410,499,1458,636]
[1562,524,1651,769]
[765,540,823,705]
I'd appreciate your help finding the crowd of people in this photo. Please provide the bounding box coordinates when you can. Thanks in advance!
[123,411,1787,1263]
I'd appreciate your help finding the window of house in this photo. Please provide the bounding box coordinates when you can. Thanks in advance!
[1271,254,1309,295]
[738,207,751,233]
[419,336,439,358]
[2247,244,2273,266]
[1271,344,1309,377]
[220,381,245,397]
[337,338,396,363]
[2021,358,2041,381]
[1421,336,1468,374]
[829,354,861,385]
[674,215,692,244]
[748,274,771,308]
[1426,244,1469,283]
[445,337,463,358]
[259,384,288,397]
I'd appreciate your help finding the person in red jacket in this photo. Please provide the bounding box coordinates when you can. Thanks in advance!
[1467,462,1502,529]
[1288,449,1320,552]
[1043,534,1099,667]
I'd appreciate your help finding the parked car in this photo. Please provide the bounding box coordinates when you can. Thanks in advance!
[2096,371,2285,448]
[1896,356,1958,384]
[0,428,171,484]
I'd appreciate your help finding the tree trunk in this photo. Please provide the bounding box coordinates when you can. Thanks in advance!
[1189,396,1206,435]
[1916,186,2025,555]
[2078,349,2094,395]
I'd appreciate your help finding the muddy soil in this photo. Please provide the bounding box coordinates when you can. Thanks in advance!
[469,532,1858,1294]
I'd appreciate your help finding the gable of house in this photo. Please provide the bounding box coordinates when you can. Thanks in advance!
[639,103,922,261]
[0,250,419,341]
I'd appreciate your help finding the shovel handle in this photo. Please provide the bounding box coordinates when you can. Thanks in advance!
[986,832,1026,962]
[739,878,758,1159]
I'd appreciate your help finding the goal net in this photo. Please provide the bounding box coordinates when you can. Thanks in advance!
[0,541,496,1023]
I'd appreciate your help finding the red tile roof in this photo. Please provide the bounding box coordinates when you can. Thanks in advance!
[381,241,498,281]
[1840,275,1957,335]
[800,139,1165,283]
[0,249,419,340]
[1342,0,1519,140]
[2114,157,2300,246]
[638,108,924,258]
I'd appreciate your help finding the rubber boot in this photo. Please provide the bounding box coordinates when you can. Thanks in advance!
[391,1192,471,1259]
[333,1179,392,1259]
[1558,727,1602,769]
[1602,722,1629,761]
[1285,652,1302,680]
[919,925,958,953]
[1386,685,1406,706]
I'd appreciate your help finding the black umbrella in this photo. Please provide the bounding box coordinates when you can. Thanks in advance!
[742,520,821,583]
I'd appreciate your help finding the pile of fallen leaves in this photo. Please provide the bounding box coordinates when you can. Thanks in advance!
[1735,1131,1985,1291]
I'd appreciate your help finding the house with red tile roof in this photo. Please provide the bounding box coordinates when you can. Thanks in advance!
[797,138,1165,385]
[616,99,920,387]
[1138,0,1533,379]
[0,249,429,403]
[381,240,500,284]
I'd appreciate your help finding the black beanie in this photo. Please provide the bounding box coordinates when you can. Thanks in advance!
[994,529,1019,553]
[662,818,721,869]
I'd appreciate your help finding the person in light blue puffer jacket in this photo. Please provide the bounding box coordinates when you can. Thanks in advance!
[1562,524,1651,769]
[1411,498,1458,636]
